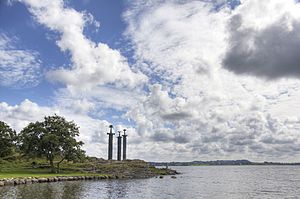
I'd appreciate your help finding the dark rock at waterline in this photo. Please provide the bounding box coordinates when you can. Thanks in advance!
[4,180,14,186]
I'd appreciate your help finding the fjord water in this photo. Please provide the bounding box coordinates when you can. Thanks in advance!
[1,166,299,199]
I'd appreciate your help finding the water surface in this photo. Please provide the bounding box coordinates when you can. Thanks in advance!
[1,166,299,199]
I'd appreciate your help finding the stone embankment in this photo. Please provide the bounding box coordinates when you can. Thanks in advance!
[0,175,113,187]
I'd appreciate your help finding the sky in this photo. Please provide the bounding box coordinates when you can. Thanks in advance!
[1,0,300,162]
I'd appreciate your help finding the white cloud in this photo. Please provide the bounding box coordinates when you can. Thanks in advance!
[0,34,41,88]
[22,0,147,89]
[124,0,228,84]
[0,99,55,132]
[7,0,300,161]
[0,99,153,160]
[0,100,110,158]
[223,0,300,78]
[123,0,300,161]
[20,0,148,131]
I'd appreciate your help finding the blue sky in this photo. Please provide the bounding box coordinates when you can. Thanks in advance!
[1,0,300,162]
[0,0,125,106]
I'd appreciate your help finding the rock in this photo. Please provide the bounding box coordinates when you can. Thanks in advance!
[31,179,39,183]
[171,176,177,179]
[19,179,26,184]
[159,176,164,179]
[14,180,21,185]
[59,177,66,181]
[4,180,14,186]
[67,177,74,181]
[48,178,54,182]
[25,179,32,184]
[38,178,48,183]
[0,181,4,186]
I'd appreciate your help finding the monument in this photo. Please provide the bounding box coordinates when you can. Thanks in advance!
[117,131,122,161]
[107,125,115,160]
[122,129,127,160]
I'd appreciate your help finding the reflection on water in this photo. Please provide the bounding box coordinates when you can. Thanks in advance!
[0,181,85,199]
[1,166,300,199]
[105,180,128,198]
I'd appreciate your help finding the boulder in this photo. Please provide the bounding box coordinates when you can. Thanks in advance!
[48,178,54,182]
[4,180,14,186]
[14,180,21,185]
[38,178,48,183]
[67,177,74,181]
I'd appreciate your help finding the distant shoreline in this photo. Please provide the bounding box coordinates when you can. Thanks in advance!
[149,159,300,166]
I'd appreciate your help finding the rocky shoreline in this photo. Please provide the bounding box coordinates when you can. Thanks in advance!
[0,174,133,187]
[0,159,179,187]
[0,169,179,187]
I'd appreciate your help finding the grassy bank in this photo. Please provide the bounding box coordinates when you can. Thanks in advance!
[0,169,107,179]
[0,160,107,179]
[0,158,177,180]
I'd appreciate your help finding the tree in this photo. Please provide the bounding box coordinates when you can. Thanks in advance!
[19,115,85,173]
[0,121,16,158]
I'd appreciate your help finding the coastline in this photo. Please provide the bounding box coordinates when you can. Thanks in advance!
[0,159,178,187]
[0,175,111,187]
[0,169,178,187]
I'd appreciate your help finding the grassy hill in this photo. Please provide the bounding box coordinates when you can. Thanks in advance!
[0,157,177,180]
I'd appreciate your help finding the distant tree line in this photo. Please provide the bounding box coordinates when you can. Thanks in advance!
[0,115,85,173]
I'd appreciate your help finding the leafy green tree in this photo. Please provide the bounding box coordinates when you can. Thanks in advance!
[0,121,16,158]
[19,115,85,173]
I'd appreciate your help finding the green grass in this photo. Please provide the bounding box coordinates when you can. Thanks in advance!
[0,158,174,179]
[0,158,109,179]
[0,170,107,179]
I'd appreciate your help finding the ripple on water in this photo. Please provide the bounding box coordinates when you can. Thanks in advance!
[0,166,300,199]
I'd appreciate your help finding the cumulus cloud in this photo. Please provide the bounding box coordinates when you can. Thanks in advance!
[19,0,149,126]
[0,100,113,158]
[4,0,300,161]
[0,99,56,132]
[22,0,147,89]
[0,99,159,159]
[0,33,41,88]
[123,0,300,161]
[124,0,228,84]
[223,0,300,79]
